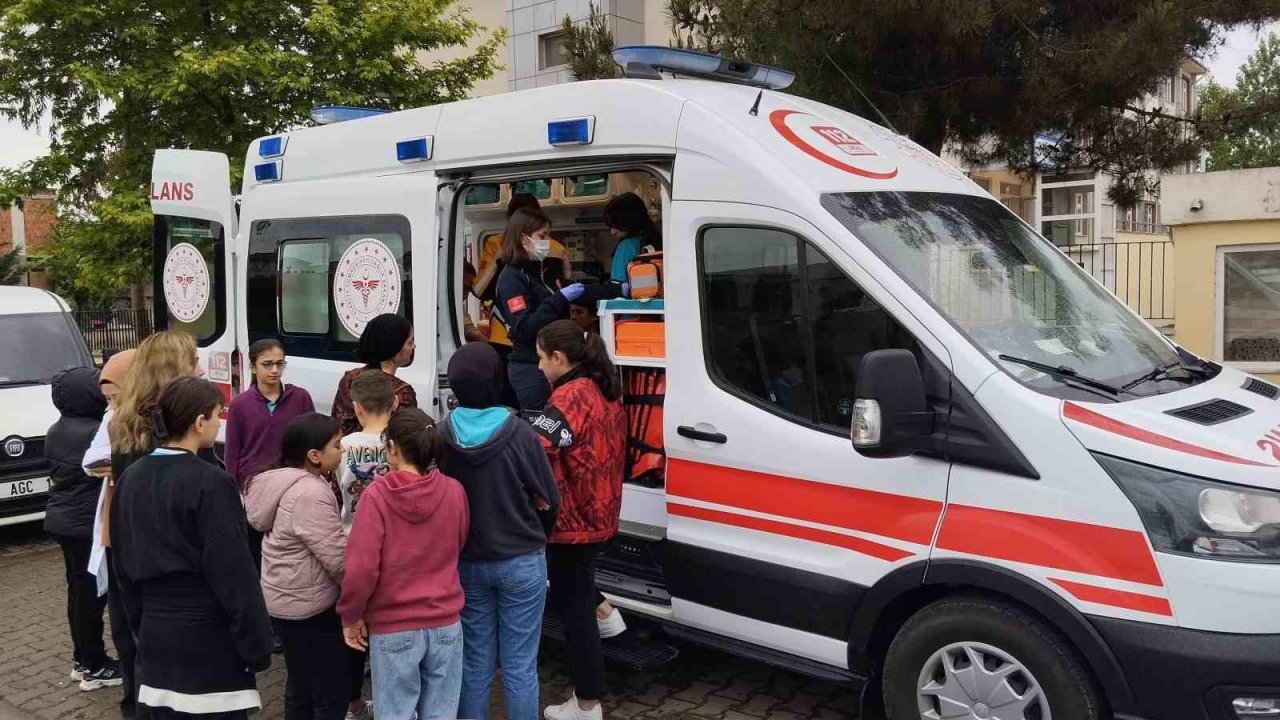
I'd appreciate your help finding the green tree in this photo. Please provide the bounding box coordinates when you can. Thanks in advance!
[0,0,503,300]
[562,2,621,81]
[0,247,22,285]
[1199,33,1280,170]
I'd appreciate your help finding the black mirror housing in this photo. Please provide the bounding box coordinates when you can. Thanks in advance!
[853,349,933,456]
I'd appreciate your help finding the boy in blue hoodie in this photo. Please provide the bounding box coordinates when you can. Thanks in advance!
[438,342,560,720]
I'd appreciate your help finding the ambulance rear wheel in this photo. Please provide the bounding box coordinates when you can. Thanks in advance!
[882,595,1101,720]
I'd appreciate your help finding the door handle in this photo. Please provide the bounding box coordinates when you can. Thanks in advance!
[677,426,728,444]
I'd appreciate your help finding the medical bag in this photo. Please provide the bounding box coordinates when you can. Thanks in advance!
[626,251,664,300]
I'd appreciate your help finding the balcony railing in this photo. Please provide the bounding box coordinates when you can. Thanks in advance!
[1116,218,1168,234]
[1059,240,1175,323]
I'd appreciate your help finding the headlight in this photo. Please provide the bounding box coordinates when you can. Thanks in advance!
[1095,453,1280,562]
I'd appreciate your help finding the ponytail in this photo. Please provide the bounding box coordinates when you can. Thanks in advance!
[150,377,223,443]
[537,319,622,402]
[384,408,444,471]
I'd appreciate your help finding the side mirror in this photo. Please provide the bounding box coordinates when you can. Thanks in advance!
[852,349,934,456]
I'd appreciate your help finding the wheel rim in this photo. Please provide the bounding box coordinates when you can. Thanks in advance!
[915,641,1050,720]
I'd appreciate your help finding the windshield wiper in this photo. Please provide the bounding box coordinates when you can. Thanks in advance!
[998,355,1131,397]
[1120,361,1196,391]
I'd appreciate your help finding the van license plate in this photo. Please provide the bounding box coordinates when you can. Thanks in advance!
[2,477,51,500]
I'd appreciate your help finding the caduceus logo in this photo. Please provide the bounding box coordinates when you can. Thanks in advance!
[333,238,402,337]
[351,277,381,307]
[176,274,194,296]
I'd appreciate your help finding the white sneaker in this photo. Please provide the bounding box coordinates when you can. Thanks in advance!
[544,696,602,720]
[597,607,627,639]
[345,700,374,720]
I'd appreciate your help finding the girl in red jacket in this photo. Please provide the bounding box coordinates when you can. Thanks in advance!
[529,320,627,720]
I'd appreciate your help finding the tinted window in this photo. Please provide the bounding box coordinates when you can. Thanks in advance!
[0,313,91,386]
[700,227,915,431]
[153,216,225,345]
[248,215,411,361]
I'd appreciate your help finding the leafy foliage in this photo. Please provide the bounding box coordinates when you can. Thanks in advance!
[562,2,621,81]
[1199,33,1280,171]
[0,247,22,285]
[0,0,503,296]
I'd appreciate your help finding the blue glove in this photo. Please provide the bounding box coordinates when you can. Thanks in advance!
[559,283,585,302]
[621,283,631,298]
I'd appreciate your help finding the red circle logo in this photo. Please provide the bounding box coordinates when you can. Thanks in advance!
[770,109,899,180]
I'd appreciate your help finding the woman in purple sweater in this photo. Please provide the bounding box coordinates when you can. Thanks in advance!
[224,339,316,491]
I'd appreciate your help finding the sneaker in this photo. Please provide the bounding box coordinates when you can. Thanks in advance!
[345,701,374,720]
[545,696,602,720]
[79,662,124,691]
[597,607,627,639]
[70,661,89,681]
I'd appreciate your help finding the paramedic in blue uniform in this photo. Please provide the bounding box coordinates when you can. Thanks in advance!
[603,193,661,283]
[495,208,621,411]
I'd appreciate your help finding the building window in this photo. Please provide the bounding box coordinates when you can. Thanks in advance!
[1218,244,1280,368]
[1073,190,1093,239]
[1181,76,1193,113]
[538,32,568,71]
[699,226,916,432]
[1143,202,1157,232]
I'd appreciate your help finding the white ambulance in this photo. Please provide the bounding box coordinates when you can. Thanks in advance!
[150,47,1280,720]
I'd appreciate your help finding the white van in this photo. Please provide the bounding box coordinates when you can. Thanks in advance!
[151,47,1280,720]
[0,286,95,526]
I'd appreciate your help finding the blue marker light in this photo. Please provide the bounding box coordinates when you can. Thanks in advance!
[254,161,281,183]
[309,105,389,125]
[258,136,285,158]
[396,137,433,162]
[548,117,595,147]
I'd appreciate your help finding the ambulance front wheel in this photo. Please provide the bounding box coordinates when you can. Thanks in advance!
[882,595,1102,720]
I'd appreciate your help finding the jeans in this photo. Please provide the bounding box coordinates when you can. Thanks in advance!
[508,361,550,412]
[57,535,109,671]
[547,543,606,701]
[458,550,547,720]
[368,622,463,720]
[276,607,355,720]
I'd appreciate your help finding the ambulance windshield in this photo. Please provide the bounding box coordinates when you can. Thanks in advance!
[822,191,1186,399]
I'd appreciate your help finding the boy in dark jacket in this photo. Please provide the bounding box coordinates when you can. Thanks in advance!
[438,343,560,720]
[42,367,122,690]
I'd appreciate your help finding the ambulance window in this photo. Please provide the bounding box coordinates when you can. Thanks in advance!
[154,215,224,346]
[564,174,609,198]
[464,184,501,206]
[511,179,552,200]
[279,241,330,334]
[699,226,915,432]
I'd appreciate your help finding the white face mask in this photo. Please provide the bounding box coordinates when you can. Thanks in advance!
[531,237,551,260]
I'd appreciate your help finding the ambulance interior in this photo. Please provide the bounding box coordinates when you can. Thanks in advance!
[453,169,669,488]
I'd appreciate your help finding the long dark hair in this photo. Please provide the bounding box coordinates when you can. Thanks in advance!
[149,376,223,443]
[499,208,551,266]
[604,193,661,251]
[384,408,444,471]
[359,314,413,368]
[277,413,341,469]
[537,320,622,402]
[248,338,284,365]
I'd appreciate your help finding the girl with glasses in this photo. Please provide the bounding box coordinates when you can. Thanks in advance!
[224,339,316,492]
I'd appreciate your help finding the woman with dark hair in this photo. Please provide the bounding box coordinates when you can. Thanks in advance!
[339,408,469,720]
[527,321,627,720]
[603,193,661,283]
[245,413,356,720]
[224,339,316,491]
[110,377,274,719]
[331,314,418,436]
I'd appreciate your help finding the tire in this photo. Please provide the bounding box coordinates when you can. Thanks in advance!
[882,595,1101,720]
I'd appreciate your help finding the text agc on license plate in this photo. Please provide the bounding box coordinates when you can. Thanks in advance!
[2,477,51,499]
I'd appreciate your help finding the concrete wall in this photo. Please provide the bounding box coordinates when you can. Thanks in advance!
[1163,168,1280,227]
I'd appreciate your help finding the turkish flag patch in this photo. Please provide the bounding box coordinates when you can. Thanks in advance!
[506,295,527,314]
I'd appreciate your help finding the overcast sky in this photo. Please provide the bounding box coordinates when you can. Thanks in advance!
[2,21,1278,171]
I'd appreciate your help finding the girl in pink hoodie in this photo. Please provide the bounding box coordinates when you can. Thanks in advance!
[338,408,469,720]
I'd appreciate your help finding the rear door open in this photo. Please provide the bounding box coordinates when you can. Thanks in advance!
[151,150,239,421]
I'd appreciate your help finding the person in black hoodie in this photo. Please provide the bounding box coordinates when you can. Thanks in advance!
[438,343,560,720]
[43,367,123,691]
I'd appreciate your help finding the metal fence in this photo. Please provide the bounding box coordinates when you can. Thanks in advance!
[1059,240,1175,324]
[72,308,155,364]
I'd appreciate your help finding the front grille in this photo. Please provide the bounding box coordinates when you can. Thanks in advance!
[0,436,46,474]
[1243,377,1280,400]
[1165,399,1254,426]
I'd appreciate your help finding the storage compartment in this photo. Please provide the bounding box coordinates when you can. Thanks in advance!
[615,319,665,359]
[599,299,665,367]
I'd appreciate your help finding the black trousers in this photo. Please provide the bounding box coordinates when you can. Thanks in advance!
[276,607,362,720]
[106,548,141,719]
[547,543,606,701]
[149,709,248,720]
[56,534,109,671]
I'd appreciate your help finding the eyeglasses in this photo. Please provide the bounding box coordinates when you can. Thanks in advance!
[258,360,288,370]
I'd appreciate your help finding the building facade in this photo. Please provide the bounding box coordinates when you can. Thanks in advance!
[0,191,57,258]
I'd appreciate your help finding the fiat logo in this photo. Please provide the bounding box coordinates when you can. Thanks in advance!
[3,437,24,458]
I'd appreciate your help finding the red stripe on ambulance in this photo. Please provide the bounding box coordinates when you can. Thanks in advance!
[1064,401,1274,467]
[1049,578,1173,617]
[667,502,914,562]
[667,459,942,545]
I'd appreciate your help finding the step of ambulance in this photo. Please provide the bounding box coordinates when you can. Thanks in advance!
[541,614,680,669]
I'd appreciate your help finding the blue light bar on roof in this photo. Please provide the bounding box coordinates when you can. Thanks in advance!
[254,161,281,183]
[258,136,285,158]
[396,136,433,163]
[309,105,389,125]
[548,117,595,147]
[611,46,795,90]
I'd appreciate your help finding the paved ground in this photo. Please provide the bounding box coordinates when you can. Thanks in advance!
[0,523,863,719]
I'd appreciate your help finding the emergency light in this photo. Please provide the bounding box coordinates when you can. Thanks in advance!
[611,46,795,90]
[547,117,595,147]
[396,137,433,162]
[310,105,389,125]
[254,161,281,183]
[257,136,285,158]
